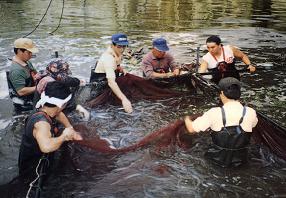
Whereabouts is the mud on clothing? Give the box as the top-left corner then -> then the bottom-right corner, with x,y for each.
18,111 -> 56,174
192,101 -> 258,167
141,51 -> 177,78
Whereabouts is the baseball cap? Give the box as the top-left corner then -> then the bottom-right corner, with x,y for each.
218,77 -> 241,99
14,38 -> 39,53
111,33 -> 129,46
152,38 -> 169,52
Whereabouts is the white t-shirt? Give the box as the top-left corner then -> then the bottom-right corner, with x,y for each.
202,45 -> 234,69
192,101 -> 258,132
95,46 -> 122,79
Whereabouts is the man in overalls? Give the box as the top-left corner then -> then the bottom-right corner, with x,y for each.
184,77 -> 258,167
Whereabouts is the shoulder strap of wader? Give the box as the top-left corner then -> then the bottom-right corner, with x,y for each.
221,107 -> 226,127
238,106 -> 247,125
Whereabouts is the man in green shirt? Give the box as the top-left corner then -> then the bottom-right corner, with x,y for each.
7,38 -> 39,111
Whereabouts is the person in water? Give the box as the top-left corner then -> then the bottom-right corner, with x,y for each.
184,77 -> 258,167
199,35 -> 256,84
34,59 -> 89,120
7,38 -> 40,111
91,33 -> 132,113
141,37 -> 180,78
18,81 -> 82,176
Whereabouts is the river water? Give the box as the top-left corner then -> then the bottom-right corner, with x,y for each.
0,0 -> 286,197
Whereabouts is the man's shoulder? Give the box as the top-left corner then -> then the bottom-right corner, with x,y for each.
202,52 -> 211,60
9,63 -> 25,76
164,52 -> 174,58
245,106 -> 257,115
143,51 -> 153,59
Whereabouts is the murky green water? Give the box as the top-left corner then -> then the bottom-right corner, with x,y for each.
0,0 -> 286,197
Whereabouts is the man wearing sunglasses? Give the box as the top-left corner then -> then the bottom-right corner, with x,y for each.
93,33 -> 132,113
141,38 -> 180,79
7,38 -> 39,111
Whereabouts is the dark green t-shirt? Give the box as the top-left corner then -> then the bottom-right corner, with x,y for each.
9,61 -> 36,91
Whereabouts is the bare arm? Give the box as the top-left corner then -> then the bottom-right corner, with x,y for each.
231,46 -> 256,72
17,86 -> 36,96
56,112 -> 73,128
107,78 -> 133,113
150,71 -> 174,78
198,60 -> 208,73
184,116 -> 196,134
33,121 -> 69,153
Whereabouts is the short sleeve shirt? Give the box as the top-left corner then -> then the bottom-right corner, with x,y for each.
141,51 -> 177,78
9,61 -> 36,91
95,47 -> 121,79
192,101 -> 258,132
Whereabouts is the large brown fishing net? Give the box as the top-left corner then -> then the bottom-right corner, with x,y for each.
252,112 -> 286,160
81,72 -> 286,161
86,73 -> 185,107
73,111 -> 286,161
74,115 -> 200,154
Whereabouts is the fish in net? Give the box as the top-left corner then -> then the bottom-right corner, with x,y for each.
74,114 -> 201,154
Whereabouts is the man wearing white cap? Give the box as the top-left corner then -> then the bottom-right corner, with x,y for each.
141,38 -> 180,78
7,38 -> 39,110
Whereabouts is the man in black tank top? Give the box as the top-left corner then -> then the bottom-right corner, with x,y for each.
184,77 -> 258,167
18,82 -> 82,185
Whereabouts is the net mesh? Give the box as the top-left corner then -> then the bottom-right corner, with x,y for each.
86,73 -> 184,107
80,73 -> 286,160
74,115 -> 201,154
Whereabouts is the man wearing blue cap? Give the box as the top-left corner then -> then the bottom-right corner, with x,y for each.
92,33 -> 132,113
141,38 -> 180,78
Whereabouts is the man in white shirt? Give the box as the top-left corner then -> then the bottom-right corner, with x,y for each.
184,77 -> 258,167
93,33 -> 132,113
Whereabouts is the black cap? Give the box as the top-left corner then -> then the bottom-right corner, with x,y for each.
218,77 -> 241,99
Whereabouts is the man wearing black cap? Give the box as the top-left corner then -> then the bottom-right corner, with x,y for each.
184,77 -> 258,167
141,38 -> 180,78
92,33 -> 132,113
199,35 -> 256,84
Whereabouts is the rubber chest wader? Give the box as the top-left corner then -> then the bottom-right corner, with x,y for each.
208,46 -> 240,84
205,106 -> 252,167
89,61 -> 121,98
